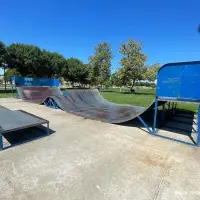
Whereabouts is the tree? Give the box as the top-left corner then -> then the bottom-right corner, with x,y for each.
0,41 -> 6,66
6,43 -> 67,78
80,64 -> 91,85
4,68 -> 21,83
40,50 -> 68,78
111,68 -> 132,92
111,69 -> 125,87
144,63 -> 160,82
6,43 -> 42,76
0,41 -> 8,90
110,72 -> 118,86
119,38 -> 147,90
89,41 -> 113,88
65,58 -> 89,86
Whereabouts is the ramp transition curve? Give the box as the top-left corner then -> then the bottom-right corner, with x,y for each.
17,87 -> 156,124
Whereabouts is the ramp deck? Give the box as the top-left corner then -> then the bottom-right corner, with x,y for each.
0,106 -> 49,150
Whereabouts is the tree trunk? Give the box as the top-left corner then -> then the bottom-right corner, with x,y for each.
120,87 -> 122,92
4,67 -> 7,92
131,79 -> 136,90
130,79 -> 135,93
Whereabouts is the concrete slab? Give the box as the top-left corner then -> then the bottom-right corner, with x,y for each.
0,99 -> 200,200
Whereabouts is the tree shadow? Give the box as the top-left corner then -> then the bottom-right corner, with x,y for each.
132,92 -> 155,96
0,89 -> 13,94
102,90 -> 155,96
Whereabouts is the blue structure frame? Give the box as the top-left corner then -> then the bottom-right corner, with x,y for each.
151,61 -> 200,146
44,98 -> 59,109
11,76 -> 60,87
11,76 -> 60,98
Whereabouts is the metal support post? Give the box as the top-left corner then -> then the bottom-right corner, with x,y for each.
153,99 -> 158,133
171,102 -> 174,113
47,122 -> 50,135
174,102 -> 177,113
0,134 -> 3,150
137,116 -> 153,134
168,102 -> 171,111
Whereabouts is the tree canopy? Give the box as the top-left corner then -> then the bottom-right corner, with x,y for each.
66,58 -> 90,85
4,68 -> 21,83
0,38 -> 160,89
0,41 -> 6,66
144,63 -> 160,82
89,41 -> 113,87
119,38 -> 147,89
6,43 -> 67,78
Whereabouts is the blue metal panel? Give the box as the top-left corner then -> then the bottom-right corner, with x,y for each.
11,76 -> 60,87
157,66 -> 181,98
180,65 -> 200,100
157,61 -> 200,102
197,105 -> 200,146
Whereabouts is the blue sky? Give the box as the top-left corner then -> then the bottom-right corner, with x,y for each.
1,0 -> 200,74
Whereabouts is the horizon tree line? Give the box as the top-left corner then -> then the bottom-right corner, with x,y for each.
0,39 -> 160,90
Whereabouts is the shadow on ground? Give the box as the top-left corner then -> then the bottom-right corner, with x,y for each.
3,126 -> 55,150
119,109 -> 197,144
102,90 -> 155,96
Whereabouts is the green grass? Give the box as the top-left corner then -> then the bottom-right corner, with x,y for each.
101,88 -> 198,112
0,90 -> 14,98
0,93 -> 13,98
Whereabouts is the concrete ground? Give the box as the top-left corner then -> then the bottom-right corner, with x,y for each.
0,98 -> 200,200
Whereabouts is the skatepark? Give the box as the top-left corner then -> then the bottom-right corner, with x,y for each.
1,61 -> 200,200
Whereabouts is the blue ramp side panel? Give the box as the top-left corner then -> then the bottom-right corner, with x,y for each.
197,105 -> 200,146
11,76 -> 60,87
157,61 -> 200,102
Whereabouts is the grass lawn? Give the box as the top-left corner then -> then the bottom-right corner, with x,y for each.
101,88 -> 198,112
0,90 -> 14,98
0,93 -> 13,98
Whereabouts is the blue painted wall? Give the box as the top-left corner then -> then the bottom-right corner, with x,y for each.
157,61 -> 200,101
11,76 -> 59,87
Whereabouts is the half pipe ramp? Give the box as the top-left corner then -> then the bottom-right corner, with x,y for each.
17,87 -> 156,124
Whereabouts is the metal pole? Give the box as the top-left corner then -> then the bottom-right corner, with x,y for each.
168,102 -> 171,111
137,116 -> 153,134
4,67 -> 7,92
11,79 -> 14,98
153,99 -> 158,133
47,122 -> 50,135
171,102 -> 174,113
0,134 -> 3,150
174,102 -> 177,112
